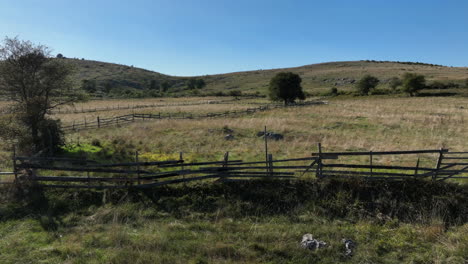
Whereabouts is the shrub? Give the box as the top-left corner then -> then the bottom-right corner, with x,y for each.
402,73 -> 426,96
356,75 -> 380,95
388,77 -> 402,91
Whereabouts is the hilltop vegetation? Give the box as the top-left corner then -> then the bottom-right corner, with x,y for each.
65,58 -> 468,98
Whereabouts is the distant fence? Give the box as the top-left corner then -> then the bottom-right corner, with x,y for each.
53,98 -> 240,115
4,146 -> 467,189
61,100 -> 327,132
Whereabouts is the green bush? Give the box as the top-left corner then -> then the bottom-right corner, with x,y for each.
356,75 -> 380,95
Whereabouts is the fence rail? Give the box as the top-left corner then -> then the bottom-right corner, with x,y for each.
61,100 -> 327,132
52,98 -> 242,114
4,146 -> 467,189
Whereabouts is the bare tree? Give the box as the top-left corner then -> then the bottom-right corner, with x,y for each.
0,37 -> 84,153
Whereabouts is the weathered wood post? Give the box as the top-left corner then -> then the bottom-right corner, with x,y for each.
414,158 -> 420,177
268,154 -> 273,177
12,145 -> 17,182
180,152 -> 185,185
136,151 -> 140,185
433,148 -> 444,181
84,117 -> 87,129
370,151 -> 373,178
264,126 -> 268,174
223,151 -> 229,180
97,116 -> 100,128
316,143 -> 323,179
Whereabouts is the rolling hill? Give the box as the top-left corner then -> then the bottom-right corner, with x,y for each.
66,59 -> 468,97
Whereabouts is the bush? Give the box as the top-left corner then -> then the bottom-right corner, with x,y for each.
388,77 -> 402,91
402,73 -> 426,96
228,90 -> 242,97
356,75 -> 380,95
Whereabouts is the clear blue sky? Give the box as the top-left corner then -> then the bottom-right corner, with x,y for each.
1,0 -> 467,76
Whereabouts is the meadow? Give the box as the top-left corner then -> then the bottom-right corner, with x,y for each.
1,95 -> 468,263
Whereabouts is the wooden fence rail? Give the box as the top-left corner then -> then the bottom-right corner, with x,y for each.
4,146 -> 467,189
51,98 -> 241,115
61,100 -> 328,132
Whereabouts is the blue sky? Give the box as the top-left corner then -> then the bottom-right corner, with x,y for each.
1,0 -> 467,76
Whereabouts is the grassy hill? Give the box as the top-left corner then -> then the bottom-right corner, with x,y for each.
66,59 -> 468,97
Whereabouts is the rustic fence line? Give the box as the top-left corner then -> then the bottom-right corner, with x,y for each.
61,100 -> 327,132
52,98 -> 241,115
5,146 -> 467,189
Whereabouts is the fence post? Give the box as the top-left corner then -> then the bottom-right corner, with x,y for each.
268,154 -> 273,177
370,151 -> 373,177
12,145 -> 17,182
433,148 -> 444,181
97,116 -> 100,128
72,121 -> 75,130
136,151 -> 140,185
414,158 -> 420,177
180,152 -> 185,185
223,151 -> 229,180
316,143 -> 323,179
84,117 -> 87,128
264,126 -> 268,174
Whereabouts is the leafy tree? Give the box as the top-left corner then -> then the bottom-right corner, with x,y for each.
402,73 -> 426,96
268,72 -> 305,105
388,77 -> 402,91
56,53 -> 64,58
356,75 -> 379,95
0,37 -> 83,154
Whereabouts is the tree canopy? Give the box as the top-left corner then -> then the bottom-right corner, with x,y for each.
356,75 -> 380,95
0,37 -> 83,154
402,73 -> 426,96
268,72 -> 305,105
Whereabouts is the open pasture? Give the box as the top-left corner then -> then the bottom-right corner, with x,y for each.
68,96 -> 468,164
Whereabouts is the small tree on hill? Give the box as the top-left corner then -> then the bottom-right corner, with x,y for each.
268,72 -> 305,105
356,75 -> 379,95
187,79 -> 197,90
402,73 -> 426,96
388,77 -> 402,91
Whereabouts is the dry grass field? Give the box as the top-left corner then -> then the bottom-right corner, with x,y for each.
66,96 -> 468,165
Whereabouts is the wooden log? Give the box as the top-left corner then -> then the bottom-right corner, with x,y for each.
158,160 -> 242,168
16,156 -> 97,163
321,170 -> 417,177
322,164 -> 435,171
312,149 -> 448,156
33,176 -> 138,182
16,164 -> 152,174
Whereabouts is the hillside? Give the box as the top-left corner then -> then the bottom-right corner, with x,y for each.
66,59 -> 468,97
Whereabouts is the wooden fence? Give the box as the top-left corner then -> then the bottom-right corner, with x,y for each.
6,146 -> 468,189
61,100 -> 327,132
53,98 -> 240,115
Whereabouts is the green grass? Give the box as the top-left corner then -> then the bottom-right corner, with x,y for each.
0,179 -> 467,263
